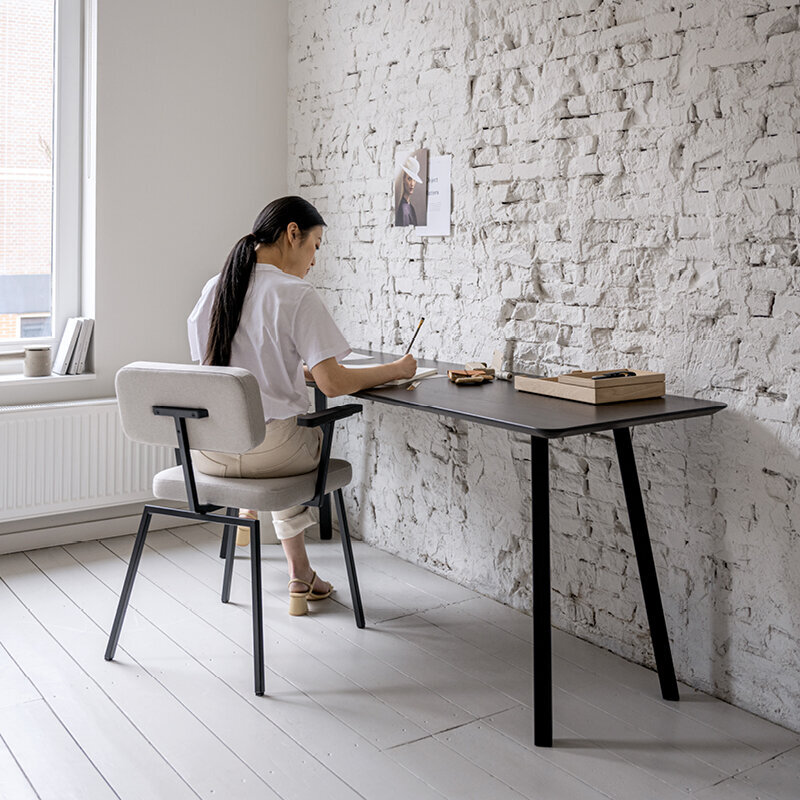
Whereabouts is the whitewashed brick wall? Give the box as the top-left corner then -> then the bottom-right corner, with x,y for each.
288,0 -> 800,730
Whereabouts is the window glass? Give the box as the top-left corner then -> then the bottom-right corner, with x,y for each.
0,1 -> 55,343
19,314 -> 51,338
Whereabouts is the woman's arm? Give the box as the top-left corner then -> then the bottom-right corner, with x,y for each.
310,354 -> 417,398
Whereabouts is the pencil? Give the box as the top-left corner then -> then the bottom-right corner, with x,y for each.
405,317 -> 425,354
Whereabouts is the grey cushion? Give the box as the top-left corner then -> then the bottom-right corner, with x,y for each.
116,361 -> 266,453
153,459 -> 353,510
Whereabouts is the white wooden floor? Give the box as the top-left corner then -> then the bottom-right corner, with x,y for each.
0,524 -> 798,800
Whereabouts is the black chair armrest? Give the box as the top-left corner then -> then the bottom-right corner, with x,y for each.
297,403 -> 362,427
299,404 -> 362,508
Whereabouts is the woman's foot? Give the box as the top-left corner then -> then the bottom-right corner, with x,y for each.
282,533 -> 332,615
287,570 -> 333,616
288,570 -> 332,598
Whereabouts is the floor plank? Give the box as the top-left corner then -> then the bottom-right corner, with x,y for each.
0,698 -> 117,800
435,719 -> 614,800
0,733 -> 39,800
730,747 -> 800,800
0,641 -> 41,711
486,706 -> 691,800
389,735 -> 529,799
691,775 -> 784,800
551,684 -> 726,792
378,613 -> 533,706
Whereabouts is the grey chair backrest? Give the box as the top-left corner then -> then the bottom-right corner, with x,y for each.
115,361 -> 266,453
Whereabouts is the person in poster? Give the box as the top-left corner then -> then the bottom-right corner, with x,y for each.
394,150 -> 428,226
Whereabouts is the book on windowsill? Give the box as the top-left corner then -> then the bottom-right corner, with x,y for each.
67,317 -> 94,374
52,317 -> 83,375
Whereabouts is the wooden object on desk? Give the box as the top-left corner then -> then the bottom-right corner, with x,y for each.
515,369 -> 665,404
448,368 -> 495,385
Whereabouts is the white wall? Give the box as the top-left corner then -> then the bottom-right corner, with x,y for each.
288,0 -> 800,730
2,0 -> 288,406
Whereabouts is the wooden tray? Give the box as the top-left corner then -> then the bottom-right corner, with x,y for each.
514,370 -> 665,404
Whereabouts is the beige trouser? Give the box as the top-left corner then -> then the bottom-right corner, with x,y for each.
193,416 -> 323,540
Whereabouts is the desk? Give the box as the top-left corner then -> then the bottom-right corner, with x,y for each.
316,350 -> 725,747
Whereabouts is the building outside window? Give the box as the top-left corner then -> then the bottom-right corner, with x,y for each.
0,0 -> 83,352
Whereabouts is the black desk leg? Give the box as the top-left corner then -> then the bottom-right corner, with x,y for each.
314,387 -> 333,540
613,427 -> 680,702
531,436 -> 552,747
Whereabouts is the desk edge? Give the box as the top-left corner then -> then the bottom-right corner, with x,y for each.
352,392 -> 726,439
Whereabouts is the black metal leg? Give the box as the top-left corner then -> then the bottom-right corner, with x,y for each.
320,494 -> 333,540
221,507 -> 238,603
314,387 -> 333,540
219,506 -> 239,558
249,518 -> 265,696
333,488 -> 365,629
531,436 -> 552,747
613,427 -> 679,702
105,508 -> 153,660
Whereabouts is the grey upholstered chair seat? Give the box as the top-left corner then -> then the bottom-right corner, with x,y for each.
153,459 -> 353,510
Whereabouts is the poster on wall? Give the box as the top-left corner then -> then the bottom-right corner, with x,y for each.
394,148 -> 428,227
416,154 -> 451,237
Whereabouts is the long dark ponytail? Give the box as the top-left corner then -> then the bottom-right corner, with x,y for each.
204,196 -> 326,366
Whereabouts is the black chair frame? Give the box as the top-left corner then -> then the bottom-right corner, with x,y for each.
105,402 -> 365,696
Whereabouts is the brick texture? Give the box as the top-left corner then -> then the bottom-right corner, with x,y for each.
289,0 -> 800,730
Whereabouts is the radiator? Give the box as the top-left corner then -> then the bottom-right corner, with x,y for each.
0,399 -> 173,523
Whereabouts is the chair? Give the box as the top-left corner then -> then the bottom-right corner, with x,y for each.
104,361 -> 365,695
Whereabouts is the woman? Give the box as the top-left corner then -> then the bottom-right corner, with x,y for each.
188,196 -> 416,615
394,154 -> 423,227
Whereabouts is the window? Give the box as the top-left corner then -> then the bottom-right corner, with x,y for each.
19,313 -> 51,338
0,0 -> 83,353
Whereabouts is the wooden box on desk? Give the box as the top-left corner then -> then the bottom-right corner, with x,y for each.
514,370 -> 666,404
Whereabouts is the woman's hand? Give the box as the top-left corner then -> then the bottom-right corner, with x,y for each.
393,353 -> 417,380
311,354 -> 419,398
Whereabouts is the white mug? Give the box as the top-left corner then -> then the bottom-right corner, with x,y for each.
24,345 -> 52,377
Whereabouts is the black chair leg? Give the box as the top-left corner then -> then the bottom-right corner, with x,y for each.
221,507 -> 238,603
249,518 -> 265,695
105,508 -> 153,660
333,488 -> 365,629
219,506 -> 239,558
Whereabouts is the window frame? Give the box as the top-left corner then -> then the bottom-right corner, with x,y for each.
0,0 -> 84,356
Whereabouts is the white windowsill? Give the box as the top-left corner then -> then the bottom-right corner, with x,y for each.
0,371 -> 96,385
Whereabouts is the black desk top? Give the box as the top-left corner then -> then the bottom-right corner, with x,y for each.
349,350 -> 726,439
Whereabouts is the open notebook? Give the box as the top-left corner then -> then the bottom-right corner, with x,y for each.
378,367 -> 437,387
341,361 -> 437,387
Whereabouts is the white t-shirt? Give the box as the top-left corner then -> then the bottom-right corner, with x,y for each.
187,263 -> 351,421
